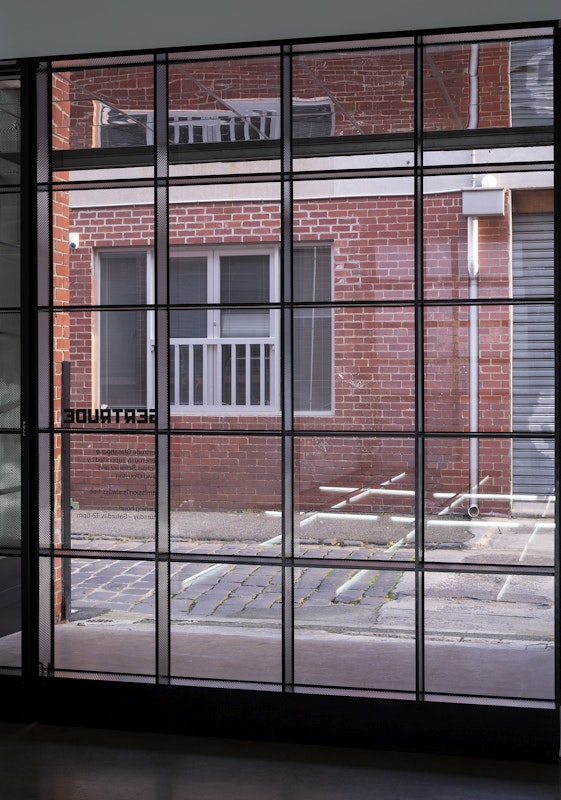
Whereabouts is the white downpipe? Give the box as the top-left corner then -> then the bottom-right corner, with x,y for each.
468,44 -> 480,130
467,216 -> 480,516
467,43 -> 480,517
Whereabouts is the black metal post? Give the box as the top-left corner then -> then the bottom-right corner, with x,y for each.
61,360 -> 71,621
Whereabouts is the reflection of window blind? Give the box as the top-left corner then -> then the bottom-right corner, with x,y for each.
293,246 -> 332,411
98,252 -> 147,406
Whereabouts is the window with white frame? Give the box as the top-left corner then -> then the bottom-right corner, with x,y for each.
94,99 -> 335,147
97,245 -> 332,413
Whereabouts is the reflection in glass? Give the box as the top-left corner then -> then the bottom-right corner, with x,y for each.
60,194 -> 153,308
168,55 -> 280,147
423,39 -> 553,132
0,78 -> 20,184
295,306 -> 414,430
293,47 -> 414,136
53,310 -> 155,426
294,567 -> 415,691
171,563 -> 282,684
424,184 -> 511,301
294,437 -> 415,559
52,66 -> 154,151
65,435 -> 156,550
424,179 -> 553,302
425,304 -> 554,434
425,437 -> 554,567
0,556 -> 21,672
99,308 -> 148,408
0,193 -> 20,306
0,313 -> 20,428
170,435 -> 282,555
425,572 -> 554,699
0,435 -> 20,547
294,181 -> 414,302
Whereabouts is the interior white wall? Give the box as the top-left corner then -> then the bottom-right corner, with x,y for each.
2,0 -> 559,59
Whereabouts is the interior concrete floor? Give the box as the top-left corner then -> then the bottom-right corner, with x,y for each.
0,721 -> 559,800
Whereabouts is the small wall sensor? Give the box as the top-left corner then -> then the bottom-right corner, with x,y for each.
69,232 -> 80,249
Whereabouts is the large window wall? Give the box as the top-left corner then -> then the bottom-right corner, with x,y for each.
0,22 -> 558,757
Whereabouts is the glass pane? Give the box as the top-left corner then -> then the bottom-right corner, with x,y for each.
425,303 -> 554,434
295,306 -> 414,430
293,308 -> 332,413
168,54 -> 280,176
423,38 -> 553,132
220,309 -> 269,337
425,573 -> 554,700
293,245 -> 331,302
97,250 -> 149,409
220,254 -> 269,304
510,39 -> 553,126
171,256 -> 207,298
169,55 -> 280,142
99,310 -> 148,407
49,432 -> 155,551
166,195 -> 280,424
293,46 -> 414,138
169,321 -> 280,425
0,556 -> 20,672
52,65 -> 154,152
53,311 -> 154,427
52,557 -> 156,677
0,313 -> 20,428
425,437 -> 554,567
55,189 -> 153,307
424,176 -> 553,301
0,193 -> 20,306
0,78 -> 20,184
294,179 -> 414,302
170,434 -> 282,556
0,434 -> 20,547
171,563 -> 282,684
294,567 -> 415,691
295,436 -> 415,560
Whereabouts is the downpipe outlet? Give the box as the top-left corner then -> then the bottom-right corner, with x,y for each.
467,504 -> 480,518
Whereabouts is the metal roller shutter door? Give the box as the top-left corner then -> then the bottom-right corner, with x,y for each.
512,213 -> 554,494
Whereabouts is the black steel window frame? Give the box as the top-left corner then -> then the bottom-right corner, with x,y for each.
0,20 -> 558,760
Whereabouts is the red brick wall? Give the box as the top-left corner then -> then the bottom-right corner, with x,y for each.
56,41 -> 513,151
64,192 -> 512,516
55,40 -> 517,518
52,74 -> 71,621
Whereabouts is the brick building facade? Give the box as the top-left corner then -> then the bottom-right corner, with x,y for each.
49,39 -> 550,523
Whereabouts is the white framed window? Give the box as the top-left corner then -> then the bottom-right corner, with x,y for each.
96,244 -> 332,413
93,98 -> 335,147
168,246 -> 279,412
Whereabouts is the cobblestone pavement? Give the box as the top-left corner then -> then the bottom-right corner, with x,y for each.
67,508 -> 555,642
69,539 -> 404,629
